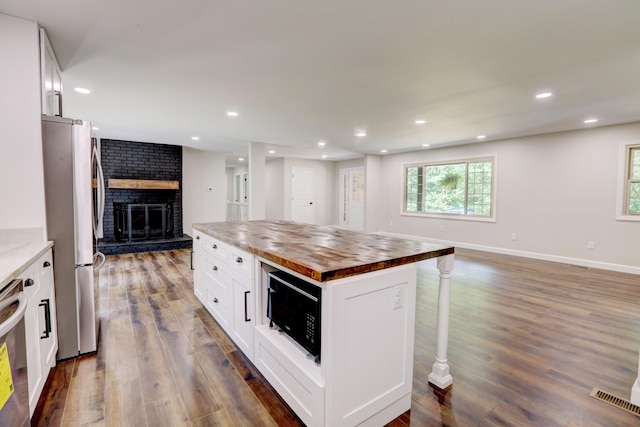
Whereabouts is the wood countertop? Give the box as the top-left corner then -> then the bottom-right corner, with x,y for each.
193,220 -> 454,281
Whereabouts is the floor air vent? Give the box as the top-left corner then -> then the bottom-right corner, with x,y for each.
590,388 -> 640,416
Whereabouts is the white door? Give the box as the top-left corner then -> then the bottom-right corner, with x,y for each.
339,167 -> 364,231
291,167 -> 314,224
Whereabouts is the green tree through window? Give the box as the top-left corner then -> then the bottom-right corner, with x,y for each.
404,158 -> 494,217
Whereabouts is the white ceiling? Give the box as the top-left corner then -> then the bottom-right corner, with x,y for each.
4,1 -> 640,167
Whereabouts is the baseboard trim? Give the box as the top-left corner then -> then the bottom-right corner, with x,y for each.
377,232 -> 640,276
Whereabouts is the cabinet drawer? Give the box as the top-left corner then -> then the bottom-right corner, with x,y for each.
228,246 -> 254,279
193,230 -> 229,261
208,281 -> 232,329
206,257 -> 229,286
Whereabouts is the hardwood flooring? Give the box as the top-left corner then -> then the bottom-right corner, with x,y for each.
31,248 -> 640,426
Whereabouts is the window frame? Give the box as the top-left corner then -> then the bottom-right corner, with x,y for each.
401,155 -> 497,222
616,140 -> 640,221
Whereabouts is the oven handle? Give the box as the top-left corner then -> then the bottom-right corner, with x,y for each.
0,292 -> 28,337
244,290 -> 251,322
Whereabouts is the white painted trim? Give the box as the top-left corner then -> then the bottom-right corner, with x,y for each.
376,231 -> 640,276
616,140 -> 640,221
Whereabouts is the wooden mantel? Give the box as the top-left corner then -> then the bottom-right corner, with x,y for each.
108,179 -> 179,190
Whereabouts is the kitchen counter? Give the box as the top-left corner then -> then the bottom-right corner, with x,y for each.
193,220 -> 454,281
0,228 -> 53,289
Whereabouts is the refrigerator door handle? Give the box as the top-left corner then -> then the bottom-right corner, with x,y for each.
92,144 -> 105,239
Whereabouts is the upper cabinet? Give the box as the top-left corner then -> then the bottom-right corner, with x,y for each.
39,28 -> 62,116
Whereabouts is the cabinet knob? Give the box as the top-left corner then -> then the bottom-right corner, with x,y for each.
212,244 -> 217,249
213,298 -> 219,303
213,265 -> 218,271
236,257 -> 243,264
43,261 -> 51,268
196,235 -> 200,240
25,278 -> 35,287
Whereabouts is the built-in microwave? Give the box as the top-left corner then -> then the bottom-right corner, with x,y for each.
267,270 -> 321,362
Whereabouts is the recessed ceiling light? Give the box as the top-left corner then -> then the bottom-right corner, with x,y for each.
355,130 -> 367,137
227,111 -> 238,117
92,127 -> 99,131
318,141 -> 326,147
535,92 -> 553,99
422,143 -> 430,147
415,119 -> 426,125
268,150 -> 276,154
238,157 -> 244,161
321,154 -> 328,159
584,118 -> 598,124
380,149 -> 387,153
191,136 -> 200,140
477,135 -> 486,139
74,87 -> 91,94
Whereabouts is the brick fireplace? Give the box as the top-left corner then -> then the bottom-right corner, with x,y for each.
98,139 -> 192,254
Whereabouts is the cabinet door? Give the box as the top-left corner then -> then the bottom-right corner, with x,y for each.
232,274 -> 254,358
40,29 -> 62,116
38,251 -> 58,371
20,262 -> 42,416
193,251 -> 206,305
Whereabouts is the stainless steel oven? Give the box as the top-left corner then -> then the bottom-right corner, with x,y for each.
0,279 -> 29,426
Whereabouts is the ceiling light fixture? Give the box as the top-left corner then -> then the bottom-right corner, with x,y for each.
92,127 -> 99,131
318,141 -> 326,147
191,136 -> 200,140
415,119 -> 426,125
268,150 -> 276,154
227,111 -> 238,117
422,144 -> 430,147
238,157 -> 244,161
477,135 -> 486,139
74,87 -> 91,94
321,154 -> 328,159
584,118 -> 598,124
535,92 -> 553,99
380,149 -> 388,153
356,131 -> 367,137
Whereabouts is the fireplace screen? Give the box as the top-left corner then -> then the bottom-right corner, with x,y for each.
114,203 -> 173,241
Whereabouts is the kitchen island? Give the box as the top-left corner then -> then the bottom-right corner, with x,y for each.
192,220 -> 455,427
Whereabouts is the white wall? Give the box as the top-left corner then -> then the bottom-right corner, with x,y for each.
381,122 -> 640,271
0,15 -> 47,236
182,147 -> 227,232
364,155 -> 386,232
266,158 -> 285,220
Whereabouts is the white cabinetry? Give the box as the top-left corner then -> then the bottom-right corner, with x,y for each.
20,248 -> 58,416
193,229 -> 254,358
39,28 -> 62,116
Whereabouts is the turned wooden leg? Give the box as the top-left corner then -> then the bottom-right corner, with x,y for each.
428,253 -> 454,389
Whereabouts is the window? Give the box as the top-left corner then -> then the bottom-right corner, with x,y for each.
404,157 -> 494,218
624,144 -> 640,215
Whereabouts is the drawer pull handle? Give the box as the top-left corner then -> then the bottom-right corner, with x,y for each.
244,290 -> 251,322
43,261 -> 51,268
212,244 -> 217,249
213,298 -> 219,303
213,265 -> 218,271
39,299 -> 52,339
25,278 -> 35,287
236,257 -> 243,264
190,251 -> 194,270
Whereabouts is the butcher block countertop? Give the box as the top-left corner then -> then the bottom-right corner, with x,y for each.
193,220 -> 454,281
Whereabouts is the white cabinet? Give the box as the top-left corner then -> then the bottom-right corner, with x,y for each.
193,229 -> 255,358
19,249 -> 58,416
40,28 -> 63,116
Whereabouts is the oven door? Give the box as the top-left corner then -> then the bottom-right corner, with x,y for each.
0,279 -> 29,427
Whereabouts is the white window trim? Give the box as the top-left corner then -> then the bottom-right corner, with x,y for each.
616,140 -> 640,222
400,154 -> 498,222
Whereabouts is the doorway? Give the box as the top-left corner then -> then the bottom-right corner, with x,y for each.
291,167 -> 314,224
339,167 -> 364,231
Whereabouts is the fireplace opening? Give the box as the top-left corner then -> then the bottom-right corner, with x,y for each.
114,202 -> 174,242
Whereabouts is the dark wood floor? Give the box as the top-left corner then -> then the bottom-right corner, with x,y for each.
32,248 -> 640,426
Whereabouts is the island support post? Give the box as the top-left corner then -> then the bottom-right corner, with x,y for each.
428,253 -> 454,389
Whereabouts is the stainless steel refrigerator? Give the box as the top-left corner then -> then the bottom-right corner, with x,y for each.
42,115 -> 103,360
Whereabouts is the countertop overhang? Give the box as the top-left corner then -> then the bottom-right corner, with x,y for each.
193,220 -> 454,281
